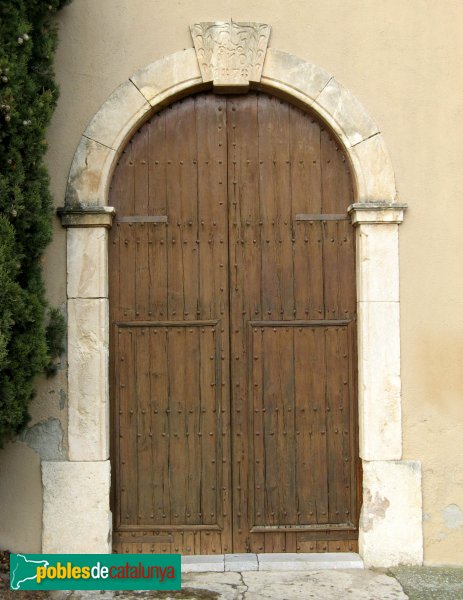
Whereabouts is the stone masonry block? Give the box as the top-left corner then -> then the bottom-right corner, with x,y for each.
357,301 -> 402,460
67,227 -> 108,299
68,299 -> 109,461
42,460 -> 111,553
356,223 -> 400,303
360,460 -> 423,567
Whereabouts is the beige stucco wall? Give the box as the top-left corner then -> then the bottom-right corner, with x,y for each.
0,0 -> 462,565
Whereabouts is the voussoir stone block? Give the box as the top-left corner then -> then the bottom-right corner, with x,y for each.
66,136 -> 115,207
42,460 -> 111,553
357,301 -> 402,460
130,49 -> 202,106
359,460 -> 423,567
261,48 -> 332,105
315,77 -> 379,147
84,79 -> 150,151
350,134 -> 397,202
68,298 -> 109,461
67,227 -> 108,299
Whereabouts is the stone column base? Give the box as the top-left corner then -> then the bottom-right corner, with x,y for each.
42,460 -> 111,553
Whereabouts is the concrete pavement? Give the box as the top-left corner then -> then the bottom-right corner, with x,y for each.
51,569 -> 408,599
32,555 -> 463,599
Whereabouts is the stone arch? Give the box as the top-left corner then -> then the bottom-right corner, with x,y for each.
49,28 -> 423,568
64,48 -> 396,209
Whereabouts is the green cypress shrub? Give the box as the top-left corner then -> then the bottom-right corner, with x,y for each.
0,0 -> 71,444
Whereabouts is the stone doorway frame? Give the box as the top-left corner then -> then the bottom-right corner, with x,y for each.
46,23 -> 423,567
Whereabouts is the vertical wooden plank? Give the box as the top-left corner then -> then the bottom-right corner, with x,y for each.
165,103 -> 186,320
196,95 -> 231,553
110,142 -> 135,216
114,142 -> 136,319
265,533 -> 286,553
251,327 -> 264,526
147,113 -> 168,320
294,327 -> 316,525
135,223 -> 150,320
200,531 -> 222,554
118,328 -> 138,526
297,539 -> 317,552
350,321 -> 361,532
259,327 -> 296,528
262,327 -> 278,527
182,531 -> 197,555
108,225 -> 120,520
289,108 -> 322,215
230,94 -> 262,322
290,106 -> 323,321
337,219 -> 356,319
133,126 -> 149,214
199,326 -> 219,529
316,540 -> 329,552
227,94 -> 260,554
179,105 -> 200,323
322,220 -> 339,320
196,94 -> 228,319
320,129 -> 352,319
150,327 -> 170,525
325,326 -> 344,525
328,540 -> 347,552
149,221 -> 168,320
118,224 -> 136,321
112,326 -> 122,530
313,327 -> 329,524
148,112 -> 168,217
249,326 -> 265,553
258,95 -> 293,320
340,326 -> 354,524
108,227 -> 121,320
285,533 -> 297,553
184,326 -> 201,527
276,327 -> 296,525
132,125 -> 149,321
167,327 -> 187,526
320,129 -> 352,214
136,327 -> 152,523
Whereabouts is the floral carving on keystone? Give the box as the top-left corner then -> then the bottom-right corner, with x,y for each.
190,21 -> 271,89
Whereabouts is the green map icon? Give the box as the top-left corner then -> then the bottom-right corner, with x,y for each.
10,554 -> 49,590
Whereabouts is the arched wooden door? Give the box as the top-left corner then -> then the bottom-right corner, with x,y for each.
109,92 -> 360,555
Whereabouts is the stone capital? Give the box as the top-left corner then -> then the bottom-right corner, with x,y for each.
190,21 -> 271,91
348,202 -> 407,225
58,206 -> 116,228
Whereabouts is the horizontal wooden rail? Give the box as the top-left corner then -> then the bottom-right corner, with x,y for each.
295,214 -> 349,221
115,215 -> 168,223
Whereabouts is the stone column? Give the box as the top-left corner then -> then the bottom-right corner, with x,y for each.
350,202 -> 423,567
42,206 -> 115,554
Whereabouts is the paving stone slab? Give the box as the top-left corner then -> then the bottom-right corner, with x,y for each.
257,552 -> 364,571
182,555 -> 225,573
242,569 -> 407,600
225,554 -> 258,572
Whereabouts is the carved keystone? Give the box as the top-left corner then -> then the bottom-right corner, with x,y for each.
190,21 -> 271,91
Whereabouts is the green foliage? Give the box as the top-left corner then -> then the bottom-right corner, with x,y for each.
0,0 -> 71,444
45,307 -> 66,377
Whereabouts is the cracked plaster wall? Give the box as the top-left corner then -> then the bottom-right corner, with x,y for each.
0,0 -> 462,563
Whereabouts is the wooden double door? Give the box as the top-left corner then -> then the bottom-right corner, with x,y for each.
109,92 -> 360,554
